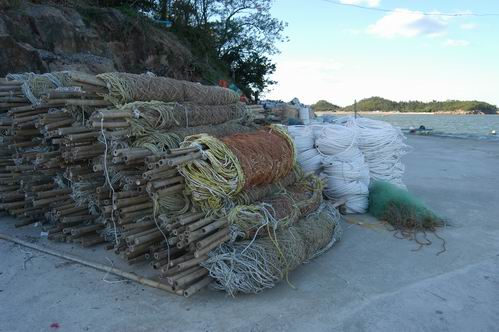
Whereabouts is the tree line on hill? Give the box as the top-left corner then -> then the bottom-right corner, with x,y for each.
311,97 -> 497,114
81,0 -> 286,101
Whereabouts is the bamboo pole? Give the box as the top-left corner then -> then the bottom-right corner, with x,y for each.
68,72 -> 108,88
183,276 -> 211,297
177,212 -> 205,226
175,267 -> 208,289
195,227 -> 229,250
0,234 -> 178,293
194,234 -> 229,258
166,266 -> 199,285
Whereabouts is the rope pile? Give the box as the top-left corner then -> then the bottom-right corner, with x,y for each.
340,117 -> 410,188
0,70 -> 256,297
288,118 -> 409,214
179,126 -> 295,211
228,173 -> 323,239
121,101 -> 248,135
97,72 -> 240,106
287,125 -> 322,174
202,203 -> 342,296
316,125 -> 370,213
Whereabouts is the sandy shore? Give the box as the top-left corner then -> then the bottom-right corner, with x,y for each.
1,135 -> 498,331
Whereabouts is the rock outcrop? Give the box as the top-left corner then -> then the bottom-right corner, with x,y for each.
0,1 -> 198,80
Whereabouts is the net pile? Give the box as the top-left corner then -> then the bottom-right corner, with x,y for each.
0,70 -> 255,297
6,72 -> 73,105
369,181 -> 446,254
232,169 -> 299,206
97,72 -> 240,106
1,69 -> 344,297
99,101 -> 249,135
228,173 -> 324,239
179,126 -> 295,211
130,122 -> 255,154
202,203 -> 342,296
176,129 -> 343,296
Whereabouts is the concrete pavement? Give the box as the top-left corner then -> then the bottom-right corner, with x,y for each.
0,135 -> 498,331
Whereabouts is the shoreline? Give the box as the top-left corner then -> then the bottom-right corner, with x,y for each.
316,111 -> 498,116
405,132 -> 499,142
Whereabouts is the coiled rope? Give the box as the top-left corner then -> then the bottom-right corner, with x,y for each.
179,126 -> 295,211
227,173 -> 324,240
202,203 -> 342,296
339,116 -> 411,188
315,125 -> 370,213
97,72 -> 240,106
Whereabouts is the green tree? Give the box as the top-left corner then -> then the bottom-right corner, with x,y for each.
228,52 -> 275,101
211,0 -> 287,100
93,0 -> 287,99
311,100 -> 340,112
342,97 -> 497,114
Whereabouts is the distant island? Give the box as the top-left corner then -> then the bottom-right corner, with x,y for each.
311,97 -> 498,114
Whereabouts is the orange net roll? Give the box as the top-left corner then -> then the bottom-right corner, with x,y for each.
221,127 -> 295,190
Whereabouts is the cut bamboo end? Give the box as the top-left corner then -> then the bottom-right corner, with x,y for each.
183,276 -> 211,297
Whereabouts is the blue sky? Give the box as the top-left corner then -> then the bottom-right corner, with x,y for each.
266,0 -> 499,106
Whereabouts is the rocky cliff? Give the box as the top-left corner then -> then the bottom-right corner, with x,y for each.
0,1 -> 203,80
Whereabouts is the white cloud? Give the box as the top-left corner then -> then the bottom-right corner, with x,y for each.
367,9 -> 447,38
443,39 -> 470,47
340,0 -> 380,7
266,55 -> 499,107
461,23 -> 477,30
265,58 -> 344,103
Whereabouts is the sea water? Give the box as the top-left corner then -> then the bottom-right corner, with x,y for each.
361,114 -> 499,141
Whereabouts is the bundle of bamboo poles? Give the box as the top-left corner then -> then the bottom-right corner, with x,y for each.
0,76 -> 110,247
0,72 -> 216,296
2,70 -> 332,297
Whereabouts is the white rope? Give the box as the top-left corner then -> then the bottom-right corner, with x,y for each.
339,116 -> 410,188
288,124 -> 370,213
202,203 -> 342,296
99,116 -> 119,245
316,125 -> 369,213
287,125 -> 321,174
288,118 -> 409,212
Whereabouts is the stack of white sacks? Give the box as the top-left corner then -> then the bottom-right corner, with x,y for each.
287,116 -> 409,214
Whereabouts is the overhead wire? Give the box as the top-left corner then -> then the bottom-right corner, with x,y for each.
320,0 -> 499,17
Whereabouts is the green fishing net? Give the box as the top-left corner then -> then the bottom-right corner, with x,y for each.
369,181 -> 446,253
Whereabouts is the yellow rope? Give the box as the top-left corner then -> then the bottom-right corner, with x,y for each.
178,134 -> 245,211
96,73 -> 133,105
269,124 -> 297,165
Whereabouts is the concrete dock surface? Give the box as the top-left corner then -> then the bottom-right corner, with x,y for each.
1,135 -> 498,331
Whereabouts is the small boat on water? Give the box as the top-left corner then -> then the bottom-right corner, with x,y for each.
403,125 -> 433,136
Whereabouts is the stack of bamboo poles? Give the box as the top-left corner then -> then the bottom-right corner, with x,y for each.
0,74 -> 111,247
2,70 -> 330,297
95,143 -> 226,293
0,73 -> 219,295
